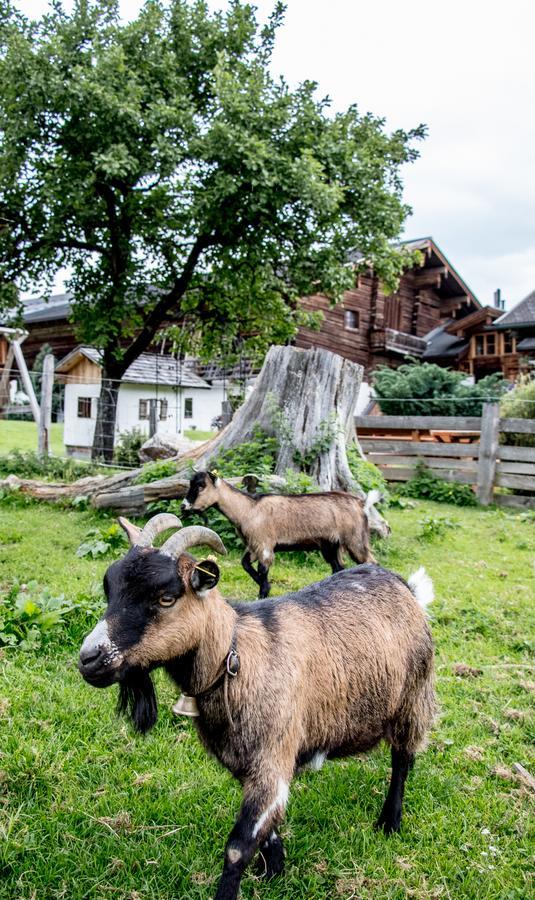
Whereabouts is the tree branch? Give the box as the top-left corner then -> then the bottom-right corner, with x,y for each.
117,234 -> 215,372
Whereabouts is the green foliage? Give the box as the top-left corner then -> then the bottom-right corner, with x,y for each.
292,415 -> 338,470
113,428 -> 145,467
76,523 -> 127,559
500,376 -> 535,446
134,459 -> 177,484
275,469 -> 319,494
347,446 -> 389,498
0,0 -> 423,382
0,449 -> 101,481
374,361 -> 507,416
417,514 -> 459,541
396,463 -> 478,507
211,427 -> 278,478
0,581 -> 74,650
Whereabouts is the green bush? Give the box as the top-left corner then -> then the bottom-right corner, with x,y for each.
0,450 -> 102,482
76,522 -> 127,559
374,361 -> 507,416
347,446 -> 389,499
211,426 -> 278,478
500,376 -> 535,447
417,514 -> 460,541
135,459 -> 177,484
114,428 -> 146,466
396,463 -> 478,507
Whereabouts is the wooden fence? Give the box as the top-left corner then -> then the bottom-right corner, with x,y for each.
356,403 -> 535,509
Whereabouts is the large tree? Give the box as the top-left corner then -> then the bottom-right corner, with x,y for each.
0,0 -> 424,459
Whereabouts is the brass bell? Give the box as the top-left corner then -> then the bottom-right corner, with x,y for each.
172,693 -> 200,717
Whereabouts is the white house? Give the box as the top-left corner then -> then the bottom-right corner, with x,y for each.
55,347 -> 226,459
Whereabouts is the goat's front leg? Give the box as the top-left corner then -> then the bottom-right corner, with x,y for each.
214,776 -> 289,900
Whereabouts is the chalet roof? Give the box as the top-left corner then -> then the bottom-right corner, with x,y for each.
22,293 -> 72,323
401,237 -> 480,312
56,346 -> 211,389
516,337 -> 535,352
493,289 -> 535,329
422,322 -> 469,361
445,306 -> 501,337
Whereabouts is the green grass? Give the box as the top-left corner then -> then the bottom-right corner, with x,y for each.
0,500 -> 534,898
0,419 -> 64,456
184,428 -> 217,442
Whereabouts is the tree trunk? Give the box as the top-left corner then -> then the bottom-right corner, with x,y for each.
185,345 -> 389,536
92,375 -> 120,462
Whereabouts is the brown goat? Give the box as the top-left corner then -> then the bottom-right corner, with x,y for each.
78,515 -> 435,900
182,471 -> 380,597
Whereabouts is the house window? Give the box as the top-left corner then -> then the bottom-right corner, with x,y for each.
344,309 -> 359,330
184,397 -> 193,419
159,399 -> 168,421
77,397 -> 92,418
475,335 -> 485,356
139,399 -> 149,420
504,333 -> 516,354
485,333 -> 496,355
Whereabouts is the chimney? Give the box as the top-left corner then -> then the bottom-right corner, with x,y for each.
493,288 -> 505,310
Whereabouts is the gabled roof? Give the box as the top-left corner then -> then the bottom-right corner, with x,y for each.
445,306 -> 501,337
56,346 -> 211,389
401,237 -> 480,311
493,289 -> 535,329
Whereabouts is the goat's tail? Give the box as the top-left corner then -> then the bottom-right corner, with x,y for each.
363,489 -> 382,519
408,567 -> 435,610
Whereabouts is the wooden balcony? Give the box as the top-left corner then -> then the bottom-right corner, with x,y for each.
370,328 -> 426,357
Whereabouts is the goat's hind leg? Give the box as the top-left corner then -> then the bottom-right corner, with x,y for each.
320,541 -> 345,574
241,551 -> 262,587
376,746 -> 414,835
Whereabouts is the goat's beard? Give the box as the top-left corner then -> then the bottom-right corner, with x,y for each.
117,668 -> 158,734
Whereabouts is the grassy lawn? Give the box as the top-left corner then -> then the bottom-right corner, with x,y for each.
0,419 -> 64,456
0,499 -> 533,898
184,429 -> 218,442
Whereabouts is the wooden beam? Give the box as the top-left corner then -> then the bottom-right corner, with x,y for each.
476,402 -> 500,505
440,295 -> 469,314
412,266 -> 447,288
356,415 -> 482,431
12,339 -> 40,423
38,353 -> 54,457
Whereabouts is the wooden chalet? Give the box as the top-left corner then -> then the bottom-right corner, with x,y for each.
295,237 -> 481,374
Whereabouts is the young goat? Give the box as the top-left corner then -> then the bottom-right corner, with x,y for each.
78,513 -> 436,900
182,471 -> 381,597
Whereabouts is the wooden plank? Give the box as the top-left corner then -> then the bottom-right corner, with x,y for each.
477,403 -> 500,505
497,445 -> 535,462
361,439 -> 479,457
369,454 -> 478,473
495,473 -> 535,491
12,338 -> 40,423
38,353 -> 54,457
494,494 -> 535,509
496,461 -> 535,476
356,415 -> 482,431
500,418 -> 535,435
376,465 -> 476,485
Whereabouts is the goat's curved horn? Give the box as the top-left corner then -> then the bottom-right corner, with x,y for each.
119,513 -> 183,548
159,526 -> 227,558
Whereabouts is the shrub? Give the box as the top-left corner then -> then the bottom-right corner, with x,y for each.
396,463 -> 478,507
417,514 -> 460,541
135,459 -> 177,484
347,446 -> 389,500
76,522 -> 127,558
211,426 -> 278,478
500,376 -> 535,447
373,361 -> 507,416
0,450 -> 101,482
114,428 -> 146,466
0,580 -> 105,651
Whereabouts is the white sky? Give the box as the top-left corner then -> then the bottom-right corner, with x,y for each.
15,0 -> 535,310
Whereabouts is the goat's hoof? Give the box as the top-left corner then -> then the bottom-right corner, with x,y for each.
375,814 -> 401,835
255,847 -> 285,880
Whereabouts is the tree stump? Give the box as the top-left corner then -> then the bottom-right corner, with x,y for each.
187,345 -> 389,536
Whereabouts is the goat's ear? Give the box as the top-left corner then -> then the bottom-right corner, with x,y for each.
190,559 -> 220,595
118,516 -> 142,546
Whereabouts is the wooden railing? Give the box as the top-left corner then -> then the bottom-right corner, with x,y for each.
356,404 -> 535,509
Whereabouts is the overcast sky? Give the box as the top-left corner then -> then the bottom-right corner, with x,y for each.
15,0 -> 535,309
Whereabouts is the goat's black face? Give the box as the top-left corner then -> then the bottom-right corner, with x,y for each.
181,471 -> 219,513
78,547 -> 184,689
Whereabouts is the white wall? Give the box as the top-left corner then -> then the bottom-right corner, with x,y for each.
63,381 -> 226,456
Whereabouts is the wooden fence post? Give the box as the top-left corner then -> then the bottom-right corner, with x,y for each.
38,353 -> 54,457
149,399 -> 158,437
477,402 -> 500,505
